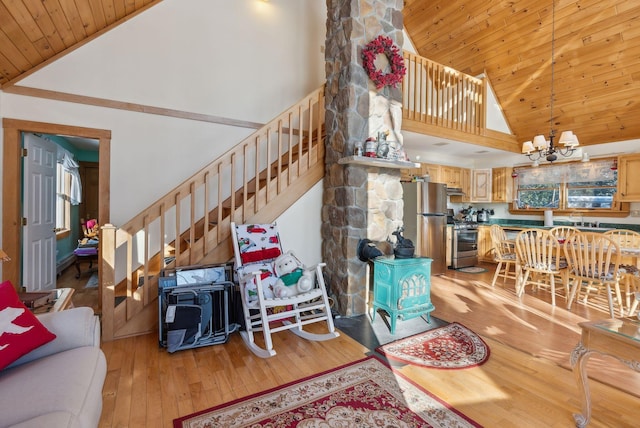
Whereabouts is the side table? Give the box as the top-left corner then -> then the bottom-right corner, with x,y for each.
31,288 -> 75,313
571,318 -> 640,427
372,256 -> 434,334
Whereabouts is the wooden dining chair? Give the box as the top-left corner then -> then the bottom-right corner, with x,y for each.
489,225 -> 517,288
514,229 -> 568,306
603,229 -> 640,314
564,232 -> 623,318
549,226 -> 579,243
548,226 -> 579,295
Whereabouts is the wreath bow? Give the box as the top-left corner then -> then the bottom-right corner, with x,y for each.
362,35 -> 406,89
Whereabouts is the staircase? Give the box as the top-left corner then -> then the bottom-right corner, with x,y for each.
96,50 -> 516,341
100,86 -> 326,341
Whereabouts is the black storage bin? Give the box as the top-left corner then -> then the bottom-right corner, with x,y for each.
158,263 -> 239,352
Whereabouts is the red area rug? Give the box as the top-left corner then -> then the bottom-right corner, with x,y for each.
173,356 -> 481,427
376,322 -> 490,369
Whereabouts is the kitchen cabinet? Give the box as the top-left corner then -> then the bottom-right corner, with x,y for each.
400,165 -> 419,181
401,163 -> 441,182
471,169 -> 492,202
451,168 -> 471,203
617,154 -> 640,201
492,167 -> 513,203
422,163 -> 442,183
460,168 -> 471,201
477,225 -> 494,262
441,166 -> 462,188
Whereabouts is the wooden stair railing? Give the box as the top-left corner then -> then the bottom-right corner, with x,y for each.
100,86 -> 325,341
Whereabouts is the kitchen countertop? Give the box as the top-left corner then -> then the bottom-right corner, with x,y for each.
446,220 -> 640,233
480,220 -> 640,233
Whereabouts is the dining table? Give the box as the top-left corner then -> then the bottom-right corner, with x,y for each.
510,229 -> 640,316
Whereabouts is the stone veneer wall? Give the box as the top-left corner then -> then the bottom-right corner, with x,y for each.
323,0 -> 404,316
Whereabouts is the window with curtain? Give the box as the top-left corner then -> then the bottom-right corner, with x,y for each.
55,164 -> 72,232
514,158 -> 618,211
55,149 -> 82,234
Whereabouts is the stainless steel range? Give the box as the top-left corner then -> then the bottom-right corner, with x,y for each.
451,222 -> 479,269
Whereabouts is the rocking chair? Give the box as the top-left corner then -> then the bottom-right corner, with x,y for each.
231,222 -> 339,358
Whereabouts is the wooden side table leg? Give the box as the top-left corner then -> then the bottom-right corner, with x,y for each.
75,256 -> 81,278
571,342 -> 592,428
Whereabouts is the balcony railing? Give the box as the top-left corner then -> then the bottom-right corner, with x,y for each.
402,51 -> 486,135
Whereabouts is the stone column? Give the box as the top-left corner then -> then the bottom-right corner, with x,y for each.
323,0 -> 404,316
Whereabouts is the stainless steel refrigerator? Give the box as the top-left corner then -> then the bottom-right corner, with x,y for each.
401,181 -> 447,275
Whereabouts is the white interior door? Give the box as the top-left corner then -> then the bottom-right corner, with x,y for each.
22,133 -> 57,292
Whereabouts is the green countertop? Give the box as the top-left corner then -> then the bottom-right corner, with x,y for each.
484,219 -> 640,233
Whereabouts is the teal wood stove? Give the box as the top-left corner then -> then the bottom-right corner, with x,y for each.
372,256 -> 434,334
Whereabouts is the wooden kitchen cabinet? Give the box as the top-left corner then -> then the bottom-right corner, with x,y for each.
423,163 -> 442,183
400,163 -> 441,182
471,169 -> 492,202
450,168 -> 471,203
492,167 -> 513,203
441,166 -> 462,188
477,225 -> 494,262
400,165 -> 420,181
617,154 -> 640,201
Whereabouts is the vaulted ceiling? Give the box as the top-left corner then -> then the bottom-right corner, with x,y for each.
404,0 -> 640,149
1,0 -> 639,150
0,0 -> 160,88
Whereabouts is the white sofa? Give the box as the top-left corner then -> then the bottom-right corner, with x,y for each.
0,307 -> 107,428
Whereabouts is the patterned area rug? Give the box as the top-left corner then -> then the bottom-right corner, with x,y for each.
173,357 -> 481,427
376,322 -> 490,369
456,267 -> 488,274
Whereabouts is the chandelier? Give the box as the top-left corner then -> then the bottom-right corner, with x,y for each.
522,0 -> 579,163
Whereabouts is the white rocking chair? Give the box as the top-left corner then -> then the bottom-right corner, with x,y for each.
231,222 -> 339,358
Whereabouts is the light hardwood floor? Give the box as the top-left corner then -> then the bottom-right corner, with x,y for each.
59,263 -> 640,427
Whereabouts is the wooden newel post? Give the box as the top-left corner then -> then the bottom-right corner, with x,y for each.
100,223 -> 116,341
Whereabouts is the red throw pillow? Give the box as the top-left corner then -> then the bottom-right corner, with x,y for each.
0,281 -> 56,370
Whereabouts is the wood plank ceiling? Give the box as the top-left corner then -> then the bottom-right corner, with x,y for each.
1,0 -> 639,150
403,0 -> 640,148
0,0 -> 160,88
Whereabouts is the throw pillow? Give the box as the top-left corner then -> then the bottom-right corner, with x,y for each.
0,281 -> 56,370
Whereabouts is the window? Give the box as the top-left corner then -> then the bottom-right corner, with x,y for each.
513,158 -> 619,212
56,163 -> 71,233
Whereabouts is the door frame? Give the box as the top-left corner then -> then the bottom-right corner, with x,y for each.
2,118 -> 111,293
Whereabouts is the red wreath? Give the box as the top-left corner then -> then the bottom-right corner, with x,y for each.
362,35 -> 406,89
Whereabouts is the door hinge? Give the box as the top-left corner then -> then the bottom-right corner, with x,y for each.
21,217 -> 27,226
21,148 -> 27,157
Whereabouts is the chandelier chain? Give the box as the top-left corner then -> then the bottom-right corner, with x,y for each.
549,0 -> 556,137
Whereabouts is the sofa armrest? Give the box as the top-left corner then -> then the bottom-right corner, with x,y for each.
7,307 -> 100,369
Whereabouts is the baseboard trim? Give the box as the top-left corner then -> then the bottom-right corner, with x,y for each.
57,254 -> 76,276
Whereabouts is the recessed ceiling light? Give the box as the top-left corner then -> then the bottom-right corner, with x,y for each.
433,142 -> 449,147
475,150 -> 489,154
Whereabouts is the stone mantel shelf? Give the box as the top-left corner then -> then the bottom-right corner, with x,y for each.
338,156 -> 419,169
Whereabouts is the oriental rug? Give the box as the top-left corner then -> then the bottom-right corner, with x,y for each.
376,322 -> 490,370
173,356 -> 482,428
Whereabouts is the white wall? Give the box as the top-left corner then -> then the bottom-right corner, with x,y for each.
277,181 -> 324,265
0,0 -> 327,277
